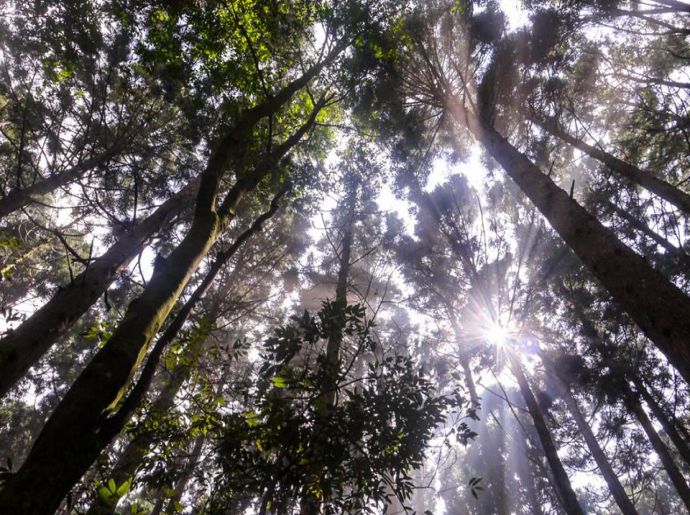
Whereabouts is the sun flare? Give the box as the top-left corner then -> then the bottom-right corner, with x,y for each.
485,323 -> 510,347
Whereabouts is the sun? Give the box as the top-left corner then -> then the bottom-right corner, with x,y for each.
485,323 -> 510,347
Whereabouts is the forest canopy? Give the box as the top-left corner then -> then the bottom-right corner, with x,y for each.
1,0 -> 690,513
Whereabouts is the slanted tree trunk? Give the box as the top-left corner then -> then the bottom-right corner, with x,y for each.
604,200 -> 690,268
86,190 -> 286,514
623,382 -> 690,511
0,144 -> 125,219
547,364 -> 638,514
618,74 -> 690,90
534,116 -> 690,216
0,81 -> 328,513
446,95 -> 690,385
632,377 -> 690,470
0,178 -> 199,398
508,354 -> 585,515
650,0 -> 690,13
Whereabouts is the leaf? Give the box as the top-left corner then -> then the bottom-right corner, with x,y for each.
115,477 -> 132,497
98,486 -> 113,504
107,478 -> 117,493
271,375 -> 288,388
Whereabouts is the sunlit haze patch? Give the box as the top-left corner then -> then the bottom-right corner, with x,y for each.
498,0 -> 530,31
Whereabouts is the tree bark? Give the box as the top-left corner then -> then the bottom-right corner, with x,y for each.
623,383 -> 690,511
509,354 -> 585,515
547,366 -> 638,514
448,96 -> 690,385
0,86 -> 326,514
633,377 -> 690,469
0,179 -> 198,398
0,145 -> 124,219
534,116 -> 690,216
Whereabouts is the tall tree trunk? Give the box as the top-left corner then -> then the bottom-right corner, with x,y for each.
515,432 -> 545,515
508,354 -> 585,515
447,96 -> 690,384
604,200 -> 690,268
0,144 -> 125,219
323,173 -> 359,383
302,173 -> 359,515
633,377 -> 690,469
0,179 -> 199,398
547,365 -> 638,514
534,116 -> 690,216
623,383 -> 690,511
85,190 -> 285,514
0,89 -> 326,514
449,318 -> 511,515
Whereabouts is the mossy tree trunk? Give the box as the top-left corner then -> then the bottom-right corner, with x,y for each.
0,63 -> 331,513
0,179 -> 198,398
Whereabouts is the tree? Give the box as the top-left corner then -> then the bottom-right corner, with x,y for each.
544,352 -> 638,514
0,2 -> 350,509
370,2 -> 690,384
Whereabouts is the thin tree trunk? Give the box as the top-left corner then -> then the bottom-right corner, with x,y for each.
623,383 -> 690,511
86,336 -> 204,515
509,354 -> 585,515
652,0 -> 690,13
0,179 -> 198,398
323,173 -> 359,384
85,190 -> 286,514
619,73 -> 690,90
534,116 -> 690,216
0,88 -> 326,514
547,366 -> 638,514
447,96 -> 690,385
604,200 -> 690,268
151,434 -> 205,515
516,433 -> 545,515
302,174 -> 359,515
450,318 -> 510,515
633,377 -> 690,469
0,145 -> 124,219
460,354 -> 479,406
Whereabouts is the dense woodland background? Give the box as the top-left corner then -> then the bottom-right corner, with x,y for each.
1,0 -> 690,513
